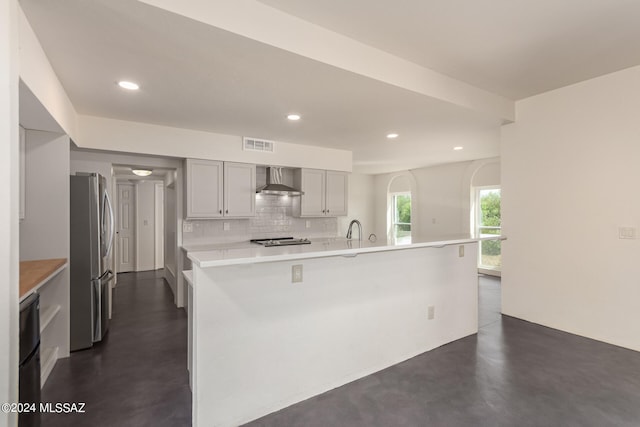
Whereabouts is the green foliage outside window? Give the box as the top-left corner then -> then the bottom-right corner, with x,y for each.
480,191 -> 501,257
394,194 -> 411,237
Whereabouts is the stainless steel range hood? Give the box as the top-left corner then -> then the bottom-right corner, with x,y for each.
256,167 -> 304,196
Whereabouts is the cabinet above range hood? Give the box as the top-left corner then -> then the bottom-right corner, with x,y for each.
256,167 -> 304,196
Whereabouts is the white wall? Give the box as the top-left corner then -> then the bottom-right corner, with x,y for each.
373,161 -> 494,242
69,154 -> 113,197
337,173 -> 375,239
78,115 -> 353,172
501,65 -> 640,351
1,0 -> 20,424
136,181 -> 159,271
471,160 -> 500,187
19,131 -> 70,260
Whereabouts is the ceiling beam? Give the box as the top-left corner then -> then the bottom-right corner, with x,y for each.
137,0 -> 515,123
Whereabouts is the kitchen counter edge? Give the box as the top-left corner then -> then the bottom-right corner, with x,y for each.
186,235 -> 505,268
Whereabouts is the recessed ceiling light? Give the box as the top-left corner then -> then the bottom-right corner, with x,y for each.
287,114 -> 301,121
453,146 -> 464,151
386,133 -> 399,139
118,81 -> 140,90
132,169 -> 152,176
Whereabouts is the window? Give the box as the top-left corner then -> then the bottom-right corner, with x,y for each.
392,192 -> 411,244
476,187 -> 501,270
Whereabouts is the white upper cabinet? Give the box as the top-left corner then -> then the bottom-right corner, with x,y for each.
185,159 -> 255,219
223,162 -> 256,217
294,169 -> 348,217
325,170 -> 349,216
185,159 -> 223,219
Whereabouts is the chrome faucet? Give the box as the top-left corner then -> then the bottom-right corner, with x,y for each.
346,219 -> 362,241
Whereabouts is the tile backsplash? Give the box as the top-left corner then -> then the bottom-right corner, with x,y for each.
182,195 -> 338,246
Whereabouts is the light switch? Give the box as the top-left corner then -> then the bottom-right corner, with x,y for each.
458,245 -> 465,257
619,227 -> 637,239
305,220 -> 311,229
292,265 -> 303,283
223,222 -> 230,231
183,222 -> 193,233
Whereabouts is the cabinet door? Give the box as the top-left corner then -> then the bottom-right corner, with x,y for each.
325,171 -> 348,216
299,169 -> 326,216
224,162 -> 256,217
185,159 -> 223,219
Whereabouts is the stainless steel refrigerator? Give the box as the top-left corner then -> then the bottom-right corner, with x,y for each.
70,172 -> 115,351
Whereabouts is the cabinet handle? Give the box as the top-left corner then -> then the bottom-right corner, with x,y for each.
226,209 -> 229,214
322,210 -> 325,213
326,209 -> 330,214
219,210 -> 222,214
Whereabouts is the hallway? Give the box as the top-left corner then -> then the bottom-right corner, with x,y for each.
42,270 -> 191,427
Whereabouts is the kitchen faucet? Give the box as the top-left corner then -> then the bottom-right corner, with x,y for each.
346,219 -> 362,241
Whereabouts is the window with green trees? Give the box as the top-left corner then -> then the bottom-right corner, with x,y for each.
392,192 -> 411,243
477,188 -> 501,269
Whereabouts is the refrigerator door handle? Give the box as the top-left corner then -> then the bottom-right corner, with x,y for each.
100,269 -> 114,282
92,279 -> 102,341
103,189 -> 115,258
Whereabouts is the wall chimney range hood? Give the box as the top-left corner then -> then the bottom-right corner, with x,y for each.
256,167 -> 303,196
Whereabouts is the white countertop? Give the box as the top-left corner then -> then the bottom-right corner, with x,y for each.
185,234 -> 504,268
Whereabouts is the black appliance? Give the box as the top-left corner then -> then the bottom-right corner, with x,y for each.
250,237 -> 311,247
19,292 -> 41,427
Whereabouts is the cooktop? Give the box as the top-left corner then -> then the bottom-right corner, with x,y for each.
250,237 -> 311,247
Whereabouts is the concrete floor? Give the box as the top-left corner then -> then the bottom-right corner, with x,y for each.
247,275 -> 640,427
41,270 -> 191,427
42,273 -> 640,427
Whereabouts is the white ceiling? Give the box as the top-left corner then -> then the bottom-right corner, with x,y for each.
258,0 -> 640,100
19,0 -> 640,174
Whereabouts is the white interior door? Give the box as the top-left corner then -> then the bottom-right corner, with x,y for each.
117,183 -> 136,273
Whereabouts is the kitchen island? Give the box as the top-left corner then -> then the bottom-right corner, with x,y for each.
186,235 -> 495,427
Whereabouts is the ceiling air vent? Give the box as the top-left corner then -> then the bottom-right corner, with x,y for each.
243,137 -> 275,153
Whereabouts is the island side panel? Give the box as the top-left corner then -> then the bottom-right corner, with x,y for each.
192,243 -> 478,427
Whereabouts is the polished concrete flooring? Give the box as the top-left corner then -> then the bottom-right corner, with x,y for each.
43,274 -> 640,426
42,270 -> 191,427
247,275 -> 640,427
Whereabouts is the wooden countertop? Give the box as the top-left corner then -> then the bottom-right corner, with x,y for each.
20,258 -> 68,299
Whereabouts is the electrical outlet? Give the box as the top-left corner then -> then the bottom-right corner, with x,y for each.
305,220 -> 311,229
292,265 -> 303,283
458,245 -> 464,257
223,222 -> 230,231
182,222 -> 193,233
427,306 -> 435,320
